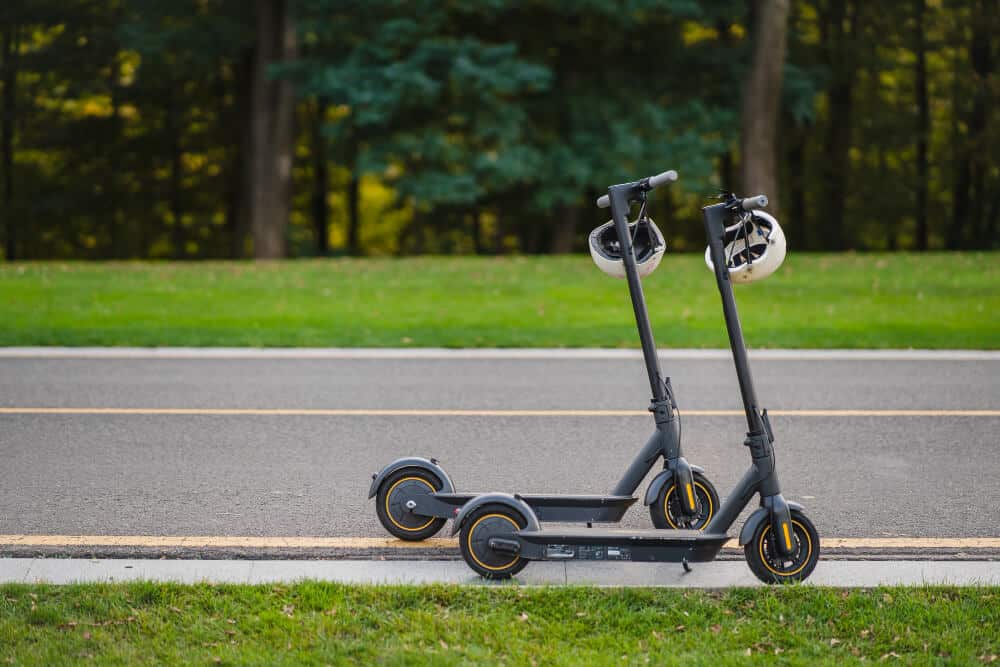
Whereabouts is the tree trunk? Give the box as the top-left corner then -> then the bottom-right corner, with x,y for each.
879,146 -> 897,250
493,206 -> 505,254
471,211 -> 483,254
820,0 -> 858,250
107,52 -> 123,259
166,84 -> 184,260
250,0 -> 296,259
948,43 -> 969,250
346,135 -> 361,255
740,0 -> 791,217
967,0 -> 993,248
1,25 -> 17,261
718,151 -> 735,191
785,126 -> 807,248
550,204 -> 578,253
914,0 -> 930,250
227,49 -> 254,258
311,98 -> 329,256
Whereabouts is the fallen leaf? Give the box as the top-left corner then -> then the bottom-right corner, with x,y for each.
830,638 -> 841,647
674,625 -> 685,632
282,605 -> 295,618
710,624 -> 722,634
651,631 -> 663,641
519,612 -> 529,621
881,652 -> 901,661
744,648 -> 752,656
440,640 -> 448,650
82,631 -> 91,640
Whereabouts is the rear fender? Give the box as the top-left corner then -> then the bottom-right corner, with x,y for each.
368,457 -> 455,499
450,493 -> 540,536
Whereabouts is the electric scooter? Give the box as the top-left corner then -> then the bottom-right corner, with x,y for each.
449,172 -> 820,583
368,171 -> 719,543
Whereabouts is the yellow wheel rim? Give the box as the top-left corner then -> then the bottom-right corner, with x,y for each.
384,476 -> 436,532
758,519 -> 813,577
663,481 -> 715,529
466,513 -> 521,572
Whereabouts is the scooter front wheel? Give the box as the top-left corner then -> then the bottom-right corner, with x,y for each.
649,471 -> 720,530
459,503 -> 529,579
744,509 -> 820,584
375,468 -> 448,541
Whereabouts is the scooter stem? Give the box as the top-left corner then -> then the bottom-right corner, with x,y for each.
702,202 -> 765,435
607,183 -> 667,403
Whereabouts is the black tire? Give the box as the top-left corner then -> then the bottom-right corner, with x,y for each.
649,471 -> 720,530
375,468 -> 448,541
459,503 -> 529,580
744,509 -> 820,584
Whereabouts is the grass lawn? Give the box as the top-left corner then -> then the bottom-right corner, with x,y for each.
0,253 -> 996,348
2,583 -> 998,665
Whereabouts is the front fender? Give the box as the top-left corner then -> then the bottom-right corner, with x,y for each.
643,464 -> 705,506
368,457 -> 455,499
449,493 -> 540,536
738,501 -> 804,545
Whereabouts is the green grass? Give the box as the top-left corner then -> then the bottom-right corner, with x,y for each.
2,584 -> 998,665
1,253 -> 996,348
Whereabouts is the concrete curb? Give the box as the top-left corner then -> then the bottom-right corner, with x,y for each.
4,558 -> 1000,587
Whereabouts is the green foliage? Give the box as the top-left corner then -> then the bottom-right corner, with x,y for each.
0,0 -> 996,258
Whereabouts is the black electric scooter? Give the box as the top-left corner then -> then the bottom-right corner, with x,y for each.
449,172 -> 820,583
369,170 -> 719,543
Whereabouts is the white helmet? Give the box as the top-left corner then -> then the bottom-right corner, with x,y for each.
589,217 -> 665,279
704,210 -> 786,283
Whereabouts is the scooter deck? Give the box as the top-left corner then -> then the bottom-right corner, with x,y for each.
431,493 -> 638,522
513,528 -> 730,563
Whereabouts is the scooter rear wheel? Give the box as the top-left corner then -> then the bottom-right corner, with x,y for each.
744,509 -> 820,584
375,469 -> 448,541
649,471 -> 720,530
459,503 -> 529,579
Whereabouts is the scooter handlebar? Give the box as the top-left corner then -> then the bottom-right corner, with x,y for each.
596,169 -> 678,208
648,169 -> 678,189
740,194 -> 768,211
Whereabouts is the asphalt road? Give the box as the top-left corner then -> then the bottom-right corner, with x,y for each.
1,352 -> 998,541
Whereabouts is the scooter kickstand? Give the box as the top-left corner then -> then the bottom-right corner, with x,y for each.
681,557 -> 692,574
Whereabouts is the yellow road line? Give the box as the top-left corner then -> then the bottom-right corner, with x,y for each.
3,535 -> 1000,550
1,408 -> 998,417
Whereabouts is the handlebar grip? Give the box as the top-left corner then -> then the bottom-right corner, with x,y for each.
741,195 -> 768,211
648,170 -> 678,189
596,169 -> 677,208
